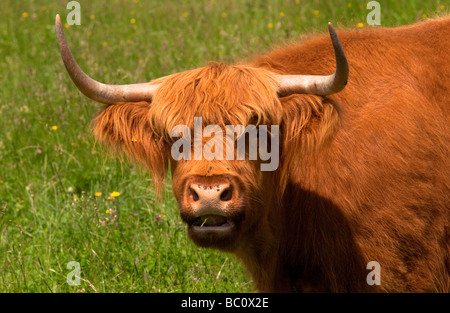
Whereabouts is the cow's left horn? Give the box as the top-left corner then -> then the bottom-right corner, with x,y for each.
55,14 -> 159,104
276,23 -> 349,97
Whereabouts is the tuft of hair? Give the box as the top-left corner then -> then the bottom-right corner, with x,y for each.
278,94 -> 340,193
148,62 -> 283,140
92,101 -> 169,198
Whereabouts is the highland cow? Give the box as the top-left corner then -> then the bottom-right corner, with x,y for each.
56,15 -> 449,292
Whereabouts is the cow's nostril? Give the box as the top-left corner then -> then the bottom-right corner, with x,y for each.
188,181 -> 234,205
190,188 -> 199,202
220,187 -> 232,202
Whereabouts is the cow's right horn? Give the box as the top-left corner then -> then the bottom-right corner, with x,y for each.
276,22 -> 349,97
55,14 -> 160,104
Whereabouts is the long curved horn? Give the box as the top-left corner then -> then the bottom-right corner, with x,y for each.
55,14 -> 159,104
276,23 -> 349,97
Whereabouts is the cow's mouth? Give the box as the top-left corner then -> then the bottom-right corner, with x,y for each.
185,212 -> 242,250
191,214 -> 233,230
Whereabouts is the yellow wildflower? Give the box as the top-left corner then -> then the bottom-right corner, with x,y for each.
95,192 -> 102,197
130,18 -> 136,24
314,10 -> 320,17
267,23 -> 274,29
105,209 -> 110,214
279,12 -> 285,17
51,125 -> 58,131
357,22 -> 364,28
22,12 -> 29,18
110,191 -> 120,198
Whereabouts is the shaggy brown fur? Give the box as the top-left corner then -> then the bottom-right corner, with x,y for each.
92,18 -> 450,292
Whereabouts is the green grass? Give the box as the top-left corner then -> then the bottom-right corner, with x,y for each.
0,0 -> 448,293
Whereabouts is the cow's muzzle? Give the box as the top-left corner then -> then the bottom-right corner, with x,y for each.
179,176 -> 244,249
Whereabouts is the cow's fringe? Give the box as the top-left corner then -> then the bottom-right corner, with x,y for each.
148,62 -> 283,141
92,101 -> 169,199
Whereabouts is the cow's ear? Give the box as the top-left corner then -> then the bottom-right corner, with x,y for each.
92,101 -> 169,196
279,94 -> 339,159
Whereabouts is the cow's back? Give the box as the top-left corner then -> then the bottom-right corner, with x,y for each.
252,17 -> 450,292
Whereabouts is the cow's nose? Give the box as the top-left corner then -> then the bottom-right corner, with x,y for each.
188,182 -> 233,214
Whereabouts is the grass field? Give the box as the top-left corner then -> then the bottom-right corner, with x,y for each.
0,0 -> 448,293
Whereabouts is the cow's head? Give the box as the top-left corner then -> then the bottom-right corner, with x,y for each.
55,15 -> 348,252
